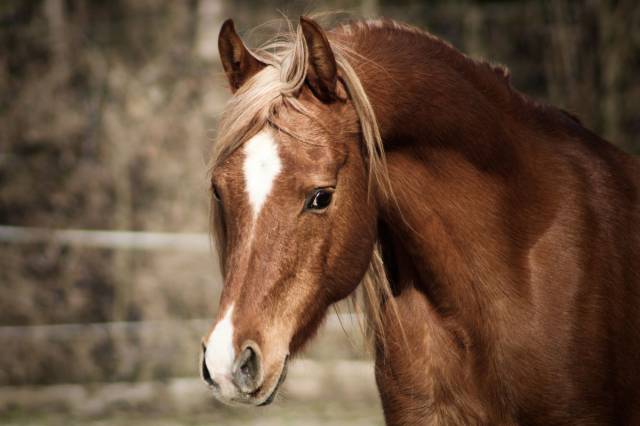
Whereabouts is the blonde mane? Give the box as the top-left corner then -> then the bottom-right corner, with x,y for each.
209,19 -> 399,346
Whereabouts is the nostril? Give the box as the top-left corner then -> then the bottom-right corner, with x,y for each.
202,356 -> 214,386
233,341 -> 263,394
240,347 -> 257,376
200,345 -> 218,389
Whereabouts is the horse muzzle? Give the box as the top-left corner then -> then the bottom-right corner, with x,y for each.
201,340 -> 288,406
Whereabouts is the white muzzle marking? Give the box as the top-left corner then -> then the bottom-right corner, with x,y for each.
243,129 -> 282,220
205,304 -> 236,398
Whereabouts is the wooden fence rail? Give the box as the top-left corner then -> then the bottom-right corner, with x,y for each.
0,225 -> 211,252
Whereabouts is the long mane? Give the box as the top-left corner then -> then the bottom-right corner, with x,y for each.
209,18 -> 398,345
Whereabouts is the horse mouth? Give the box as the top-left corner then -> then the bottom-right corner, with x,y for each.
257,355 -> 289,406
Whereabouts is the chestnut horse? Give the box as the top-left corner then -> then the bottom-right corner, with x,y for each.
200,16 -> 640,425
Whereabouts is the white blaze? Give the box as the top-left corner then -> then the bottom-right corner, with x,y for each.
205,305 -> 236,396
243,130 -> 282,219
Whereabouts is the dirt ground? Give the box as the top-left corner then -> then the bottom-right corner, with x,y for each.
0,360 -> 384,426
2,400 -> 384,426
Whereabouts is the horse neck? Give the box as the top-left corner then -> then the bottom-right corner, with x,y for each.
351,28 -> 562,331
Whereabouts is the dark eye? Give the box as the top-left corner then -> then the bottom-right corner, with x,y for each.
305,188 -> 333,211
212,185 -> 221,201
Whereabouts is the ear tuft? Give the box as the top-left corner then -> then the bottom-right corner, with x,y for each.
300,16 -> 338,103
218,19 -> 266,92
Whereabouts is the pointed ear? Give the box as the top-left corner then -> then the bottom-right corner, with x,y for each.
218,19 -> 266,92
300,16 -> 339,103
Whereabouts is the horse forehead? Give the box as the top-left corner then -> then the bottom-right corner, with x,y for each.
220,125 -> 346,191
277,132 -> 346,172
242,129 -> 283,217
271,107 -> 348,167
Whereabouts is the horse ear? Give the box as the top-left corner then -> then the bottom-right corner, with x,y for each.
300,16 -> 339,103
218,19 -> 266,92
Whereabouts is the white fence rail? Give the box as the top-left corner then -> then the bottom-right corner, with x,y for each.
0,225 -> 211,252
0,313 -> 360,337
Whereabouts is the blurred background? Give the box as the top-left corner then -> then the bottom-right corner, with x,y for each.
1,1 -> 638,425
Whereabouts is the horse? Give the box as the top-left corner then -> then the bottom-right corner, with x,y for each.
200,16 -> 640,425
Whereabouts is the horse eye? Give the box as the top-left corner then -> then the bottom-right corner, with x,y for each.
306,189 -> 333,211
212,185 -> 221,201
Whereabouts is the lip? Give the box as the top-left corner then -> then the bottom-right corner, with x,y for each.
257,355 -> 289,406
